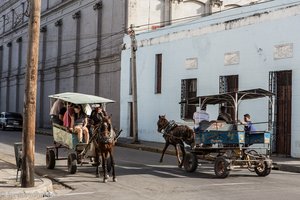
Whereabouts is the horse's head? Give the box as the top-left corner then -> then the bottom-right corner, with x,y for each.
99,116 -> 112,137
157,115 -> 168,133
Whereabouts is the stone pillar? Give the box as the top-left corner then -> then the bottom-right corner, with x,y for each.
93,1 -> 103,95
72,11 -> 81,92
6,42 -> 12,111
16,37 -> 23,112
54,19 -> 63,93
39,26 -> 47,128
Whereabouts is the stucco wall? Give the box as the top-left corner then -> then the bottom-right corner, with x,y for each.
121,0 -> 300,157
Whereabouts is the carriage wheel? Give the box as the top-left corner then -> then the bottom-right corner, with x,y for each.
214,156 -> 230,178
255,161 -> 271,177
68,153 -> 77,174
46,149 -> 56,169
184,153 -> 198,173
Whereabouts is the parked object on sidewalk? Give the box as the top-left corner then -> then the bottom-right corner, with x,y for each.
181,88 -> 274,178
0,112 -> 23,131
157,115 -> 195,168
46,92 -> 121,180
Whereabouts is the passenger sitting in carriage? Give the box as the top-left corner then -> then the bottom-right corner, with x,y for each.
193,105 -> 210,132
73,105 -> 89,143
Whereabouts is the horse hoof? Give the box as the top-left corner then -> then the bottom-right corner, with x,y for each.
113,178 -> 117,182
103,179 -> 108,183
96,174 -> 100,178
178,164 -> 183,168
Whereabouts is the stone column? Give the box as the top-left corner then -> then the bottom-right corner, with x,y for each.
6,42 -> 12,111
72,11 -> 81,92
93,1 -> 103,95
38,26 -> 47,128
16,37 -> 23,112
54,19 -> 63,93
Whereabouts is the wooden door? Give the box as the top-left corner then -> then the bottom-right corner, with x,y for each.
275,71 -> 292,156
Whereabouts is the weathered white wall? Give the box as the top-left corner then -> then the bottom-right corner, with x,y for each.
121,0 -> 300,157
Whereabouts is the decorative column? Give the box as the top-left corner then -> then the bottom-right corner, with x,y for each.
72,11 -> 81,92
16,37 -> 23,112
54,19 -> 63,93
93,1 -> 103,95
0,46 -> 3,109
6,42 -> 12,111
39,26 -> 47,128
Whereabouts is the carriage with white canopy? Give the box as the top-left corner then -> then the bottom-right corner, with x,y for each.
46,92 -> 115,174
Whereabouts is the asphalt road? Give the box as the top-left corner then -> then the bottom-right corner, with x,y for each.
1,130 -> 300,200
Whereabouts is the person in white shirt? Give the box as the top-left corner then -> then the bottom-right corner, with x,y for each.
193,105 -> 209,131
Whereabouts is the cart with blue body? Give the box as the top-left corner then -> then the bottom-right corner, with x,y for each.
183,88 -> 274,178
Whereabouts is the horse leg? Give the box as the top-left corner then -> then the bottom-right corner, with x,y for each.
94,148 -> 100,178
160,142 -> 169,163
110,150 -> 117,182
101,152 -> 108,183
178,142 -> 186,168
174,144 -> 182,168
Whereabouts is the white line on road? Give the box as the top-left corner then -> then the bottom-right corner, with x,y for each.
62,192 -> 95,196
153,170 -> 186,178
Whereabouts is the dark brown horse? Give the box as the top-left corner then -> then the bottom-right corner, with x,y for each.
93,116 -> 117,183
157,115 -> 195,168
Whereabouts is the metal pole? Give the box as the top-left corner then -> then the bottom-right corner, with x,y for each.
129,24 -> 139,143
21,0 -> 41,187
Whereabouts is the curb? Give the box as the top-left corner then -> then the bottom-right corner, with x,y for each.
272,163 -> 300,173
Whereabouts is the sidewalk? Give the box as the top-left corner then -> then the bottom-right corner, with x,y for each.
0,159 -> 53,200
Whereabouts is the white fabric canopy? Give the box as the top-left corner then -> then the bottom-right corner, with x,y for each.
49,92 -> 115,104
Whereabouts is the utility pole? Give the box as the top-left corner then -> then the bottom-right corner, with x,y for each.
129,24 -> 139,143
21,0 -> 41,188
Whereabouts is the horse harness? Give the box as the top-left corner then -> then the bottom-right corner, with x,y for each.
161,120 -> 185,142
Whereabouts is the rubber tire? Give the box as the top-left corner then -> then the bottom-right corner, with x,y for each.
255,161 -> 271,177
214,157 -> 230,178
68,153 -> 77,174
184,153 -> 198,173
46,149 -> 56,169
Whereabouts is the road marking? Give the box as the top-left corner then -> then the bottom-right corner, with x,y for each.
62,192 -> 95,196
153,170 -> 186,178
208,182 -> 256,186
117,165 -> 142,170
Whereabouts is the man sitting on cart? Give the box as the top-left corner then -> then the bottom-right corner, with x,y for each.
90,104 -> 107,132
240,113 -> 256,134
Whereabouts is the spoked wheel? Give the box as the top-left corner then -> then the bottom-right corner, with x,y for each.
184,153 -> 198,173
68,153 -> 77,174
255,160 -> 271,177
214,156 -> 230,178
46,149 -> 56,169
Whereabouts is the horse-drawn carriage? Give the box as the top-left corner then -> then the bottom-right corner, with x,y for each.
180,88 -> 274,178
46,92 -> 119,182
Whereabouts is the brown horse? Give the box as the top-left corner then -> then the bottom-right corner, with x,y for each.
157,115 -> 195,168
93,116 -> 117,183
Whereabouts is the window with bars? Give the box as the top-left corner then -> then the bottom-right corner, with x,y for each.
181,78 -> 197,119
219,75 -> 238,120
155,54 -> 162,94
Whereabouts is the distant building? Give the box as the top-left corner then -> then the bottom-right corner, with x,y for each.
120,0 -> 300,157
